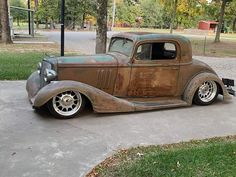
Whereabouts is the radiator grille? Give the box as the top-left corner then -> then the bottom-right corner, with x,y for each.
97,69 -> 112,90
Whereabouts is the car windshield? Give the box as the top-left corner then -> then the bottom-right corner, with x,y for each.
109,38 -> 133,57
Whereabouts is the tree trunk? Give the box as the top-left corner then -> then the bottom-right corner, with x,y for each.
17,17 -> 20,26
0,0 -> 12,44
50,19 -> 54,30
96,0 -> 108,54
81,13 -> 86,30
170,0 -> 177,34
233,18 -> 236,32
34,0 -> 39,9
72,16 -> 76,30
34,0 -> 39,29
36,18 -> 39,29
45,18 -> 48,29
215,0 -> 227,43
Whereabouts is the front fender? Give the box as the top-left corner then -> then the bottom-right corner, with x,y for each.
183,72 -> 232,105
33,81 -> 135,113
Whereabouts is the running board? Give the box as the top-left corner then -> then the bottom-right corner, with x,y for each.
128,98 -> 189,111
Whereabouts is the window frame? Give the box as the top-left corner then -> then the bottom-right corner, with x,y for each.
131,40 -> 181,65
108,37 -> 134,57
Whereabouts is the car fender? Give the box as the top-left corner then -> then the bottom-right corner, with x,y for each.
33,80 -> 135,113
183,72 -> 232,105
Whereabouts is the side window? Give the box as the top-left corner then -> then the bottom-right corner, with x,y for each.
163,43 -> 176,59
135,42 -> 177,60
136,43 -> 152,60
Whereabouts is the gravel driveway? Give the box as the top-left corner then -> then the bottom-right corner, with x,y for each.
197,56 -> 236,83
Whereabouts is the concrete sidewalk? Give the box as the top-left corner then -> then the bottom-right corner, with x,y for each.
0,81 -> 236,177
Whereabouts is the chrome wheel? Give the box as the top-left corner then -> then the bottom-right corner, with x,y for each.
52,91 -> 82,117
198,81 -> 218,103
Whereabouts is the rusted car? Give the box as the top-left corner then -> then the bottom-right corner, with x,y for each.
26,32 -> 235,118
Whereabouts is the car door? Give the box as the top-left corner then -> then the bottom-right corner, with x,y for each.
127,40 -> 180,97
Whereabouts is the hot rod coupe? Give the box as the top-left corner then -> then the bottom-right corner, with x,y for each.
26,32 -> 235,118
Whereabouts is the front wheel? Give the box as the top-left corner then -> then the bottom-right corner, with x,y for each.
193,80 -> 218,106
47,91 -> 85,119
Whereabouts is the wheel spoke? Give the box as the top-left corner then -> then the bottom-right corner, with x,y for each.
197,81 -> 217,103
52,91 -> 83,117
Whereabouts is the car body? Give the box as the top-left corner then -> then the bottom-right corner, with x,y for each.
26,32 -> 234,118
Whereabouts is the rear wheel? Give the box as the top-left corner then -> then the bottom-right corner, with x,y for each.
193,80 -> 218,106
47,91 -> 85,118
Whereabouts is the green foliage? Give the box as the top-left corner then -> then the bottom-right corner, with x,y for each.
225,0 -> 236,31
9,0 -> 27,25
65,0 -> 96,28
35,0 -> 96,29
36,0 -> 59,23
116,0 -> 142,26
9,0 -> 236,30
140,0 -> 164,28
113,0 -> 236,29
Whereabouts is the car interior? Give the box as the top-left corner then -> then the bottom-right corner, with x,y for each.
136,42 -> 177,60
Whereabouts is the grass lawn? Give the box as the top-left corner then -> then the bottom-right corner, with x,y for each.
0,43 -> 79,80
0,43 -> 58,80
191,38 -> 236,57
0,52 -> 44,80
87,136 -> 236,177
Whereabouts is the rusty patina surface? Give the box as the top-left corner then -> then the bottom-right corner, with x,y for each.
26,32 -> 232,115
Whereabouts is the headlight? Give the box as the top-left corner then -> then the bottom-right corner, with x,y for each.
37,62 -> 42,74
44,69 -> 57,82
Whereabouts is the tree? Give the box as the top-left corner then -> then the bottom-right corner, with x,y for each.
215,0 -> 230,42
140,0 -> 163,28
116,0 -> 142,26
10,0 -> 27,26
65,0 -> 96,30
36,0 -> 59,29
0,0 -> 12,44
176,0 -> 204,29
225,0 -> 236,32
96,0 -> 108,54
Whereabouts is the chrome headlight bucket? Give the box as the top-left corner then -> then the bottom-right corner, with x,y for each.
37,62 -> 42,74
44,68 -> 57,82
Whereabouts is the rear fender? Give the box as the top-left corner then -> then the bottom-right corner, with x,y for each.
183,72 -> 232,105
33,81 -> 135,113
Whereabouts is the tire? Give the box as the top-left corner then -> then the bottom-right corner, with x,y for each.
193,80 -> 219,106
47,90 -> 85,119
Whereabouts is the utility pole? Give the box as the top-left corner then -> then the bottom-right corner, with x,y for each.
61,0 -> 65,56
111,0 -> 116,30
28,0 -> 31,35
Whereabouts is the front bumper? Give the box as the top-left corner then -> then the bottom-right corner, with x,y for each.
26,71 -> 41,105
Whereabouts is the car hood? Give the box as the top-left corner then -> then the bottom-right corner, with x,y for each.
56,54 -> 118,67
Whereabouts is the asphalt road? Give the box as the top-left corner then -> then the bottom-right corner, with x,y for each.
41,31 -> 117,54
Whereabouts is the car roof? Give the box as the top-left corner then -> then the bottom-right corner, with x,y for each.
111,32 -> 190,43
111,32 -> 192,63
